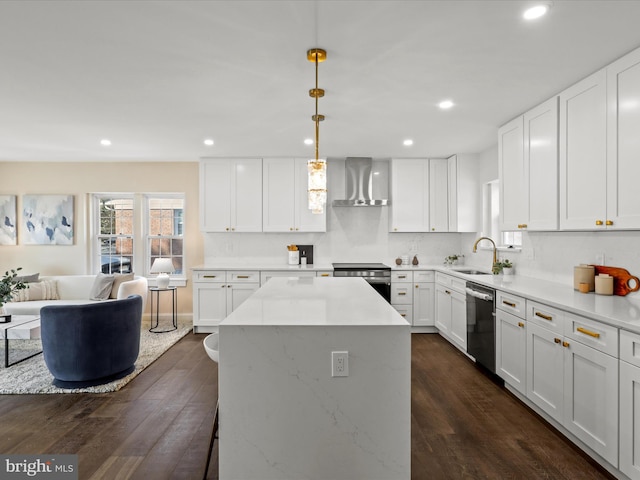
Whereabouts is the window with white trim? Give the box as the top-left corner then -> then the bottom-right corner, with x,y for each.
482,180 -> 522,248
93,194 -> 135,274
144,194 -> 185,278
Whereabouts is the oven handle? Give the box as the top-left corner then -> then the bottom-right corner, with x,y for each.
465,288 -> 493,302
365,279 -> 392,285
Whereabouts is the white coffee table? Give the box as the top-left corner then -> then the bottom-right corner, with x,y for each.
0,315 -> 41,367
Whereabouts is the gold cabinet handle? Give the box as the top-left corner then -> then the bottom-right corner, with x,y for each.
554,338 -> 561,344
400,314 -> 407,317
562,341 -> 570,348
398,292 -> 406,296
502,300 -> 516,308
237,275 -> 249,279
535,311 -> 553,321
517,223 -> 528,229
518,322 -> 525,328
595,220 -> 603,226
203,275 -> 217,278
398,275 -> 407,279
445,290 -> 451,295
606,220 -> 613,226
321,273 -> 330,277
576,327 -> 601,339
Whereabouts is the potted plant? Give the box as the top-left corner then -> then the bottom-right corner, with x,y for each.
444,254 -> 464,266
502,259 -> 514,275
0,268 -> 27,322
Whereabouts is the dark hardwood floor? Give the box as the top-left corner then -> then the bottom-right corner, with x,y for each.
0,333 -> 615,479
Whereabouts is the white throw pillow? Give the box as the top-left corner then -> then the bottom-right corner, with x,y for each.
10,280 -> 59,302
89,273 -> 115,301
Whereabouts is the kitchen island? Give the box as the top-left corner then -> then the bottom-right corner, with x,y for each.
218,276 -> 411,480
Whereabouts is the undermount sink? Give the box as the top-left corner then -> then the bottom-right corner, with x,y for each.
454,269 -> 492,275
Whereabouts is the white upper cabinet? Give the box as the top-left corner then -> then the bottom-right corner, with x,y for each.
525,96 -> 559,230
390,159 -> 429,232
448,154 -> 479,232
607,47 -> 640,229
429,158 -> 449,232
263,158 -> 326,233
498,116 -> 526,231
559,69 -> 607,230
200,158 -> 263,232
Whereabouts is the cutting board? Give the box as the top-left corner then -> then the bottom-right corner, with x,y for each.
591,265 -> 640,296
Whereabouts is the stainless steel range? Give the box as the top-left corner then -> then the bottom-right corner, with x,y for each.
332,263 -> 392,302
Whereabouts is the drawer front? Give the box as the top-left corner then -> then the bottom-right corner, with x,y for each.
621,329 -> 640,367
435,272 -> 449,286
391,284 -> 413,304
414,270 -> 434,283
527,300 -> 563,334
392,271 -> 412,283
497,291 -> 527,318
565,313 -> 618,357
393,305 -> 413,324
193,270 -> 226,282
260,270 -> 316,285
228,271 -> 260,283
450,276 -> 466,294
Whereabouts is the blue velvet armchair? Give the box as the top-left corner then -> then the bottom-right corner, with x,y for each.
40,295 -> 143,388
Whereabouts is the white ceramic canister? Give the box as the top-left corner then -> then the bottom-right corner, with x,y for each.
288,250 -> 300,265
573,264 -> 595,291
595,274 -> 614,295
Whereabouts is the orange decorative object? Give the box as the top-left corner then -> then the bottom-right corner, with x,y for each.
590,265 -> 640,296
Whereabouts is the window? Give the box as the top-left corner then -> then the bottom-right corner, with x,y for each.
482,180 -> 522,249
145,194 -> 185,278
94,195 -> 134,274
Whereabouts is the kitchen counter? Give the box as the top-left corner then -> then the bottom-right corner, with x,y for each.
395,264 -> 640,333
218,277 -> 411,480
192,262 -> 333,271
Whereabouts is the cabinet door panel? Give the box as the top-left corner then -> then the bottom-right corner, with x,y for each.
429,158 -> 449,232
526,97 -> 559,230
559,70 -> 607,229
620,360 -> 640,479
563,340 -> 618,466
227,283 -> 259,315
496,309 -> 526,395
413,283 -> 434,327
194,283 -> 227,326
499,116 -> 526,231
263,158 -> 295,232
526,322 -> 564,422
200,160 -> 231,232
434,284 -> 451,334
449,290 -> 467,350
232,159 -> 263,232
607,48 -> 640,229
390,159 -> 429,232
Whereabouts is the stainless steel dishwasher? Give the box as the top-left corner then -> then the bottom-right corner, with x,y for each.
466,282 -> 496,373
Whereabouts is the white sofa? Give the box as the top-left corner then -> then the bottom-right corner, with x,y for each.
4,275 -> 148,316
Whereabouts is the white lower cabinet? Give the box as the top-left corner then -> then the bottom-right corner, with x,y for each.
526,303 -> 619,467
434,273 -> 466,350
620,330 -> 640,479
413,281 -> 435,327
495,308 -> 527,395
192,270 -> 259,333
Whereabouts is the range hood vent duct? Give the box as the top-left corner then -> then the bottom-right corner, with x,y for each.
332,157 -> 389,207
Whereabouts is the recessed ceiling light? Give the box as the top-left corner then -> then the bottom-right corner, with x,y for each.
403,139 -> 414,146
304,138 -> 314,145
100,139 -> 111,146
203,138 -> 214,146
438,100 -> 454,110
523,4 -> 550,20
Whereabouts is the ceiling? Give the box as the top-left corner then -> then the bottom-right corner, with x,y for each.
2,0 -> 640,163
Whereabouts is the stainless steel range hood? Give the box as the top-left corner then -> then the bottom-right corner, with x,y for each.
332,157 -> 390,207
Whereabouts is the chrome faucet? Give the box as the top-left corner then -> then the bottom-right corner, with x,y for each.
472,236 -> 497,267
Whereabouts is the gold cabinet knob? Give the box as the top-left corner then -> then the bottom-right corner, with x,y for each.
562,341 -> 570,348
225,227 -> 229,231
595,220 -> 603,226
394,228 -> 398,231
606,220 -> 613,226
431,228 -> 435,231
518,322 -> 525,328
554,338 -> 561,344
415,285 -> 419,288
290,227 -> 293,231
295,228 -> 299,231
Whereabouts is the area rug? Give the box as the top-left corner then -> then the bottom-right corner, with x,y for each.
0,324 -> 192,394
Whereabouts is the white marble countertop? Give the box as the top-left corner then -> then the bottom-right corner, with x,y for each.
220,276 -> 409,327
192,262 -> 334,271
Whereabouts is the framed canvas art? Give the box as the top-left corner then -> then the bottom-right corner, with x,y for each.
22,195 -> 74,245
0,195 -> 17,245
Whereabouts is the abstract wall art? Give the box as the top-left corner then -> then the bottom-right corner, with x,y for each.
0,195 -> 17,245
22,195 -> 74,245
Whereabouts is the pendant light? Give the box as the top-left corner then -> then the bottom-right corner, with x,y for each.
307,47 -> 327,214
